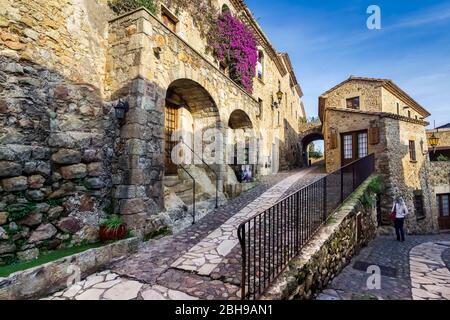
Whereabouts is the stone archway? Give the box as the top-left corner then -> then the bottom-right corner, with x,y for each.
300,126 -> 324,167
227,109 -> 257,183
164,78 -> 221,175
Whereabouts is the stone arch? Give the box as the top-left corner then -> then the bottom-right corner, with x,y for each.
300,126 -> 324,167
164,79 -> 222,175
227,109 -> 258,182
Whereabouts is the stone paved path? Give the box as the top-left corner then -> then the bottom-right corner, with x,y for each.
44,166 -> 325,300
316,234 -> 450,300
410,241 -> 450,300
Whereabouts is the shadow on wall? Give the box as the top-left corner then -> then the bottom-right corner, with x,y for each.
0,54 -> 116,263
280,119 -> 302,171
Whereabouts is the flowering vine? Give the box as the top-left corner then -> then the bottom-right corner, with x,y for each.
209,12 -> 258,94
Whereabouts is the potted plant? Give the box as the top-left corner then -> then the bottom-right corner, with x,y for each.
99,215 -> 127,242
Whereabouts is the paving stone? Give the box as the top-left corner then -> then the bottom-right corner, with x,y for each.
141,289 -> 167,300
103,280 -> 143,300
168,289 -> 199,300
75,289 -> 105,300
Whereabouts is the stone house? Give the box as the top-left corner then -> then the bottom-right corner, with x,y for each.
426,124 -> 450,231
0,0 -> 306,261
427,124 -> 450,160
319,76 -> 441,234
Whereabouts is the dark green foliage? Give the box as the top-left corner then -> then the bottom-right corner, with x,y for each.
108,0 -> 157,15
5,203 -> 37,221
100,215 -> 124,232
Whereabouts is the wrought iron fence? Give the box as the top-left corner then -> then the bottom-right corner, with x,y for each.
237,154 -> 375,300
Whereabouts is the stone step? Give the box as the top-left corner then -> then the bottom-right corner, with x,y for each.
178,191 -> 210,205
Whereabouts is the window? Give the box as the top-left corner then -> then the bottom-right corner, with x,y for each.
257,50 -> 264,80
346,97 -> 360,110
161,7 -> 178,33
358,132 -> 368,158
408,110 -> 411,118
257,98 -> 263,119
438,194 -> 450,217
343,135 -> 353,160
409,140 -> 417,161
341,130 -> 369,165
397,103 -> 400,115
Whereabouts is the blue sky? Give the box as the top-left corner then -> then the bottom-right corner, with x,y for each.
246,0 -> 450,129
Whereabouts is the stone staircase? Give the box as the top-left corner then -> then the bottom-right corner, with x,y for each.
163,174 -> 210,206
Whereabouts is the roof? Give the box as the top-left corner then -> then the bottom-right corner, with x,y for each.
437,123 -> 450,129
319,76 -> 431,119
280,53 -> 303,98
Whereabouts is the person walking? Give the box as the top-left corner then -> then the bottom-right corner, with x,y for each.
391,197 -> 409,242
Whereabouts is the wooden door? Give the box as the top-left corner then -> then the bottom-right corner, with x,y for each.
165,102 -> 179,175
341,130 -> 368,166
437,194 -> 450,230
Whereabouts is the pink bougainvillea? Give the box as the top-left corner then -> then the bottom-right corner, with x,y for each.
210,12 -> 257,94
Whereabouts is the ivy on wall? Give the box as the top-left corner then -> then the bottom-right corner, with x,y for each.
108,0 -> 157,15
209,12 -> 258,94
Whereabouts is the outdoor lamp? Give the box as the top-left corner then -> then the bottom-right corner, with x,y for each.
114,99 -> 129,121
276,89 -> 284,105
428,133 -> 440,151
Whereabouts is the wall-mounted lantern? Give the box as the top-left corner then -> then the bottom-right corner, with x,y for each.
114,99 -> 129,122
428,133 -> 440,153
276,89 -> 284,106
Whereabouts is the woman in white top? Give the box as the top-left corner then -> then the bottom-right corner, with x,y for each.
391,197 -> 409,242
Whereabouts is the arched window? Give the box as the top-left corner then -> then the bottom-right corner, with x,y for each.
256,50 -> 264,80
222,4 -> 230,13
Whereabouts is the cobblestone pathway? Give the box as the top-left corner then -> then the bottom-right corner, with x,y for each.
45,166 -> 324,300
316,234 -> 450,300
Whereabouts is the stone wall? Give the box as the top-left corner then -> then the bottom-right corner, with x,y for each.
0,0 -> 117,264
261,175 -> 378,300
428,161 -> 450,230
0,1 -> 307,256
322,80 -> 382,113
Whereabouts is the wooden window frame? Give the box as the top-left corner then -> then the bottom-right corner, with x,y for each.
437,194 -> 450,217
340,130 -> 369,165
161,6 -> 179,33
409,140 -> 417,162
346,96 -> 360,110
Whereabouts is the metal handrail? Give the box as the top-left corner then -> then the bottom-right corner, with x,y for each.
179,164 -> 196,225
180,139 -> 219,209
237,154 -> 376,300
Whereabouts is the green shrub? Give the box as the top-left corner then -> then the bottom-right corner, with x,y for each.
436,154 -> 450,162
5,203 -> 37,221
360,192 -> 376,209
100,215 -> 124,232
367,176 -> 384,195
108,0 -> 157,15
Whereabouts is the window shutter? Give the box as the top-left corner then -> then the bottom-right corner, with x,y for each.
330,132 -> 338,149
369,127 -> 380,145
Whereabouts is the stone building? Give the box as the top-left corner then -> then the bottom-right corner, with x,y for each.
426,124 -> 450,231
427,124 -> 450,160
319,76 -> 440,234
0,0 -> 306,261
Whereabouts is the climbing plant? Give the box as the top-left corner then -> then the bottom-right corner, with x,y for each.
108,0 -> 157,15
164,0 -> 217,38
209,12 -> 258,94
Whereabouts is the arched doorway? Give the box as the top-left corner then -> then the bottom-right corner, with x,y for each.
228,109 -> 256,182
301,132 -> 324,167
165,79 -> 220,175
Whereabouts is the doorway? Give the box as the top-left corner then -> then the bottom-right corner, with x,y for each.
165,102 -> 179,175
437,194 -> 450,230
341,130 -> 368,166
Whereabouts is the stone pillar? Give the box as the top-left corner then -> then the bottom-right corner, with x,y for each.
112,78 -> 165,231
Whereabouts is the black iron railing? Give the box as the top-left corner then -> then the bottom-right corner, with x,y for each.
180,139 -> 219,209
237,154 -> 375,300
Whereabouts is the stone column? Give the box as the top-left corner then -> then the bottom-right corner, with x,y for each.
112,78 -> 164,232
